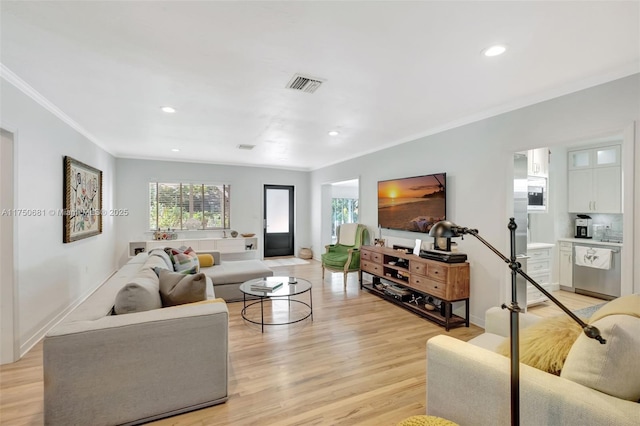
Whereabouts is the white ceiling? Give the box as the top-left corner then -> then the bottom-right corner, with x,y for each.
1,1 -> 638,171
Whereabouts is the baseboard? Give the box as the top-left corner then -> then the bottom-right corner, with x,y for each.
19,269 -> 117,358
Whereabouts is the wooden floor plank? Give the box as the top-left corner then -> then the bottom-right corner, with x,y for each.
0,260 -> 604,425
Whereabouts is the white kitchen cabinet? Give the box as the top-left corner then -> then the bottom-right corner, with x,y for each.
568,145 -> 620,170
567,144 -> 622,213
528,147 -> 549,177
526,244 -> 554,306
558,241 -> 573,290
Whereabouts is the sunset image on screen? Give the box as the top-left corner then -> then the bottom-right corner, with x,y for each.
378,173 -> 446,233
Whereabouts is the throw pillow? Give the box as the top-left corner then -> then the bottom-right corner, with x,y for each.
589,294 -> 640,323
157,269 -> 207,307
114,268 -> 162,314
197,253 -> 215,268
561,314 -> 640,401
496,314 -> 584,375
148,248 -> 173,270
165,246 -> 199,273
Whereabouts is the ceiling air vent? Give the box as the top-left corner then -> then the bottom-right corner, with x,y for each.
237,144 -> 255,150
285,73 -> 325,93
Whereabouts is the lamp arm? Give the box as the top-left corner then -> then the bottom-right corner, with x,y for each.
515,268 -> 606,344
465,230 -> 606,345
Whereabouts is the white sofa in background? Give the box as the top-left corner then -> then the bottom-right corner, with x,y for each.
426,307 -> 640,426
198,250 -> 273,301
44,253 -> 229,426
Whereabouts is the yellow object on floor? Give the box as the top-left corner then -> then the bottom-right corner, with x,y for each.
397,415 -> 459,426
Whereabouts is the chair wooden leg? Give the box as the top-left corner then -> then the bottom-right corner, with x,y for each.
322,266 -> 325,279
343,271 -> 348,288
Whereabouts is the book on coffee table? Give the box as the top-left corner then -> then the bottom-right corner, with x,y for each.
250,281 -> 283,292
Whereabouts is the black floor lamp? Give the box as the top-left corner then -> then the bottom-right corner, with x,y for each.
429,218 -> 606,426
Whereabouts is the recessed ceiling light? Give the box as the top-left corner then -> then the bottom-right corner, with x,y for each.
328,130 -> 340,136
161,106 -> 176,113
171,148 -> 180,152
483,45 -> 507,57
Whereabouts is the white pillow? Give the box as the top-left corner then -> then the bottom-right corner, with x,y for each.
561,314 -> 640,401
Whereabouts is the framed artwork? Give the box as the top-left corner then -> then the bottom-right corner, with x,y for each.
63,156 -> 102,243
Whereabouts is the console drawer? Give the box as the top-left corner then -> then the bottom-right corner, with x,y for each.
361,260 -> 383,275
427,263 -> 448,282
410,275 -> 446,299
410,261 -> 428,276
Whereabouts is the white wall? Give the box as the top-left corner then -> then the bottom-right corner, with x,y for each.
115,159 -> 310,265
331,181 -> 359,199
1,79 -> 117,356
311,74 -> 640,326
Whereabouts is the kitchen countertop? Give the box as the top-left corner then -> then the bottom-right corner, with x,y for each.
557,237 -> 623,247
527,242 -> 555,250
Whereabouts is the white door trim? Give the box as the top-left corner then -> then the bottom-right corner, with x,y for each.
0,127 -> 18,364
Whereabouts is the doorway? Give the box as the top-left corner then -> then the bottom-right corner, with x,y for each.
1,128 -> 17,364
263,185 -> 294,257
329,179 -> 359,244
321,178 -> 360,249
511,123 -> 636,309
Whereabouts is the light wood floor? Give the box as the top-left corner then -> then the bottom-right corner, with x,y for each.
526,289 -> 604,318
0,260 -> 604,426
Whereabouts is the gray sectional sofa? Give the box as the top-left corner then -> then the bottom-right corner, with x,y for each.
198,250 -> 274,301
43,253 -> 229,426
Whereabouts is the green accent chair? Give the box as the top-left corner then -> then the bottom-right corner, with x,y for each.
321,223 -> 368,287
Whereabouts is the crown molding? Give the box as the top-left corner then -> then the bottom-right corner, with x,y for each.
0,63 -> 113,155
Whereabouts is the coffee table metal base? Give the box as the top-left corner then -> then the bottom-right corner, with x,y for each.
241,296 -> 312,332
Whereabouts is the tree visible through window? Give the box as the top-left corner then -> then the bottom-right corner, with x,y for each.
331,198 -> 359,241
149,183 -> 230,230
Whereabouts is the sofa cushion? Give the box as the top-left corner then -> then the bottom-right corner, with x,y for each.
495,314 -> 583,375
589,294 -> 640,323
201,260 -> 272,285
148,248 -> 173,270
114,268 -> 162,314
467,332 -> 505,352
197,253 -> 215,267
165,246 -> 200,273
561,314 -> 640,401
158,269 -> 207,307
142,254 -> 173,271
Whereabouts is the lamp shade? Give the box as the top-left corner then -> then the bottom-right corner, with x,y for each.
429,220 -> 461,238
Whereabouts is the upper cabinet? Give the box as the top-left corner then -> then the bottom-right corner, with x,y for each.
568,145 -> 621,170
568,144 -> 622,213
528,147 -> 549,177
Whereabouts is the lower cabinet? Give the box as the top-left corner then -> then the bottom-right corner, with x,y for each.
129,237 -> 258,257
559,241 -> 573,289
526,244 -> 554,306
359,245 -> 470,331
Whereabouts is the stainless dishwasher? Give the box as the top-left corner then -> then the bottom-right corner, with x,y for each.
573,243 -> 621,300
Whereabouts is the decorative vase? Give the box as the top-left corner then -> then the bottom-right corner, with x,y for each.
299,247 -> 313,259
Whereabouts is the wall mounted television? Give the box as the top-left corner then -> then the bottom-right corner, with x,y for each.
377,173 -> 446,234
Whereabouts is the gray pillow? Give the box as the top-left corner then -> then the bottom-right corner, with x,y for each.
157,269 -> 207,307
114,268 -> 162,314
148,248 -> 173,270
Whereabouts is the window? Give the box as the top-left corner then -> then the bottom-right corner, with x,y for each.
149,182 -> 230,230
331,198 -> 359,241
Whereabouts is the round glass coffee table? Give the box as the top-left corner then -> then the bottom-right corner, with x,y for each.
240,276 -> 313,332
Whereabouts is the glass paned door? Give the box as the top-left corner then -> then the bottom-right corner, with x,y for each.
264,185 -> 294,257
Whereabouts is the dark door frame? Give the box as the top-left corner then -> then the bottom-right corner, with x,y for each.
263,184 -> 294,258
